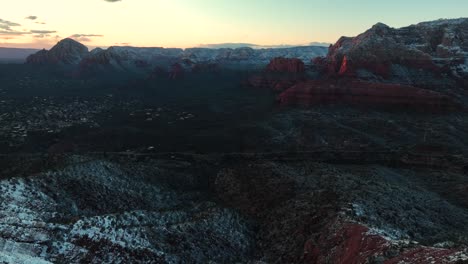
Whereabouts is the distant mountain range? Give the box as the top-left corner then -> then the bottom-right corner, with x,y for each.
0,47 -> 39,62
19,17 -> 468,86
1,43 -> 329,65
24,39 -> 329,75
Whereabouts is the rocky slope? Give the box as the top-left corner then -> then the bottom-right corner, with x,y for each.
26,38 -> 89,65
214,161 -> 468,263
1,155 -> 468,263
248,18 -> 468,111
0,157 -> 253,263
316,18 -> 468,88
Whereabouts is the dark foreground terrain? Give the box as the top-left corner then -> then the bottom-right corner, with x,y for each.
1,154 -> 468,263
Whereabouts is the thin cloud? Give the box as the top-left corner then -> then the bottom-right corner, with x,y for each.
0,36 -> 15,40
70,33 -> 104,43
35,22 -> 46,25
34,34 -> 51,39
29,30 -> 57,39
104,0 -> 122,2
31,30 -> 57,34
25,16 -> 38,20
0,30 -> 30,36
1,37 -> 59,49
0,18 -> 21,31
197,43 -> 258,49
71,34 -> 103,38
0,18 -> 28,37
197,43 -> 308,49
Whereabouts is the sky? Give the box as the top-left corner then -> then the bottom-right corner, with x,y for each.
1,0 -> 467,49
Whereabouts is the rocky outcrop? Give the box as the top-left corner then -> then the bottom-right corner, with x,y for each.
270,19 -> 468,111
323,19 -> 468,86
306,220 -> 468,264
278,80 -> 462,112
25,49 -> 49,64
248,57 -> 307,91
26,38 -> 89,65
266,57 -> 305,73
214,161 -> 468,263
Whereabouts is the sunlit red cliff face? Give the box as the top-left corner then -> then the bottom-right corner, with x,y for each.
249,18 -> 468,112
317,19 -> 468,88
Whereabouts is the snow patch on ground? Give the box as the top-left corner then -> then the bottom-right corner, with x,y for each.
0,251 -> 52,264
0,158 -> 254,263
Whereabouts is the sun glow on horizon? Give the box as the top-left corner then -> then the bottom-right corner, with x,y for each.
2,0 -> 468,49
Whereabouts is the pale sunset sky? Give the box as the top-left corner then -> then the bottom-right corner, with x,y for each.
1,0 -> 467,49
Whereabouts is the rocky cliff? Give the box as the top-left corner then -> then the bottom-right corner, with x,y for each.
318,18 -> 468,88
249,18 -> 468,111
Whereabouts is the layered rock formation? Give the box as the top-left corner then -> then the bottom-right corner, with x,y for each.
248,19 -> 468,112
318,18 -> 468,87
